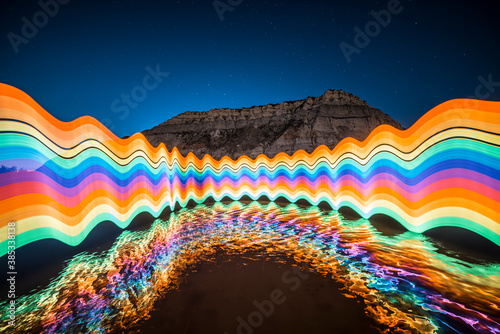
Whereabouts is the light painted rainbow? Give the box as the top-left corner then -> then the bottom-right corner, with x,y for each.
0,83 -> 499,255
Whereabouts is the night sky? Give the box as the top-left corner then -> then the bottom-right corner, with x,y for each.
1,0 -> 499,138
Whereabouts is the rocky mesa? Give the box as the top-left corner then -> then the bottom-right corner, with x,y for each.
142,89 -> 403,160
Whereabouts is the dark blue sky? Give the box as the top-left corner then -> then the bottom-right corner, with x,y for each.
1,0 -> 499,137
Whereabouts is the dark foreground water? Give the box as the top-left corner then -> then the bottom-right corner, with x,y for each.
1,201 -> 499,333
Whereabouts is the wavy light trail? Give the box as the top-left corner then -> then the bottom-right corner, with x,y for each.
0,83 -> 499,255
1,202 -> 498,333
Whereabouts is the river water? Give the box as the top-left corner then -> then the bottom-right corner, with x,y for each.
1,201 -> 499,333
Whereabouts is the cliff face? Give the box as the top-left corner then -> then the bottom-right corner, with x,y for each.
142,90 -> 403,160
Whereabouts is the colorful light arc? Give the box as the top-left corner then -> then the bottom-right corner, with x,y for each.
0,83 -> 499,255
2,201 -> 499,333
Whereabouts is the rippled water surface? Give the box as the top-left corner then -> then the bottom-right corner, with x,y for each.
1,201 -> 499,333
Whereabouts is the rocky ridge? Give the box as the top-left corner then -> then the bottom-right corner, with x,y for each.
142,90 -> 403,160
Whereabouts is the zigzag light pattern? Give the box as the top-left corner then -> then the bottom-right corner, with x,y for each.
0,83 -> 499,255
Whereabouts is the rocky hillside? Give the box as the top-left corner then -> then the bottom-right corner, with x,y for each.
142,90 -> 403,160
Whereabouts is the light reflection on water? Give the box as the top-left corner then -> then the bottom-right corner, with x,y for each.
1,201 -> 499,333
